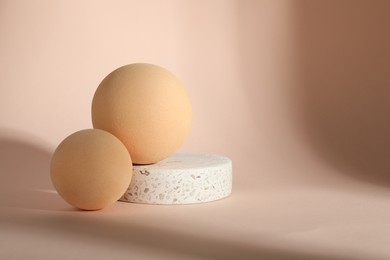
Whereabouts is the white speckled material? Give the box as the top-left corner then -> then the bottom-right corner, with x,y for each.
119,153 -> 232,204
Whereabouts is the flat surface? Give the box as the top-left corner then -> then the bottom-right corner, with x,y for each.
1,150 -> 390,260
132,153 -> 231,171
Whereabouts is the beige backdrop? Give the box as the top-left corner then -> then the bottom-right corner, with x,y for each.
1,1 -> 390,259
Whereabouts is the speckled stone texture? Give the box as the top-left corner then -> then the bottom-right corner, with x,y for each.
119,153 -> 232,204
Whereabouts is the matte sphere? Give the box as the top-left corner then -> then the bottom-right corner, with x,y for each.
50,129 -> 133,210
91,63 -> 192,164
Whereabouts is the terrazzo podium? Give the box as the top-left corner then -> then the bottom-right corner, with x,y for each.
120,153 -> 232,205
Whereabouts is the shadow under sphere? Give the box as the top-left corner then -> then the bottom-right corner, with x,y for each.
294,1 -> 390,186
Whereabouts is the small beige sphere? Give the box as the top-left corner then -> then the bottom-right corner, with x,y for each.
50,129 -> 133,210
91,63 -> 192,164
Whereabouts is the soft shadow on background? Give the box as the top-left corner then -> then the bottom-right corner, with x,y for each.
293,1 -> 390,187
0,130 -> 67,210
235,0 -> 390,188
0,213 -> 355,260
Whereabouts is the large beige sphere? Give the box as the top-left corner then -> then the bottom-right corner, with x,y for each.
50,129 -> 133,210
91,63 -> 192,164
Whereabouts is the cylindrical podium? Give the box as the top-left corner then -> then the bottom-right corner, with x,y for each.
120,153 -> 232,205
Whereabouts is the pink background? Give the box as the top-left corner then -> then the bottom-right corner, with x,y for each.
1,1 -> 390,259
